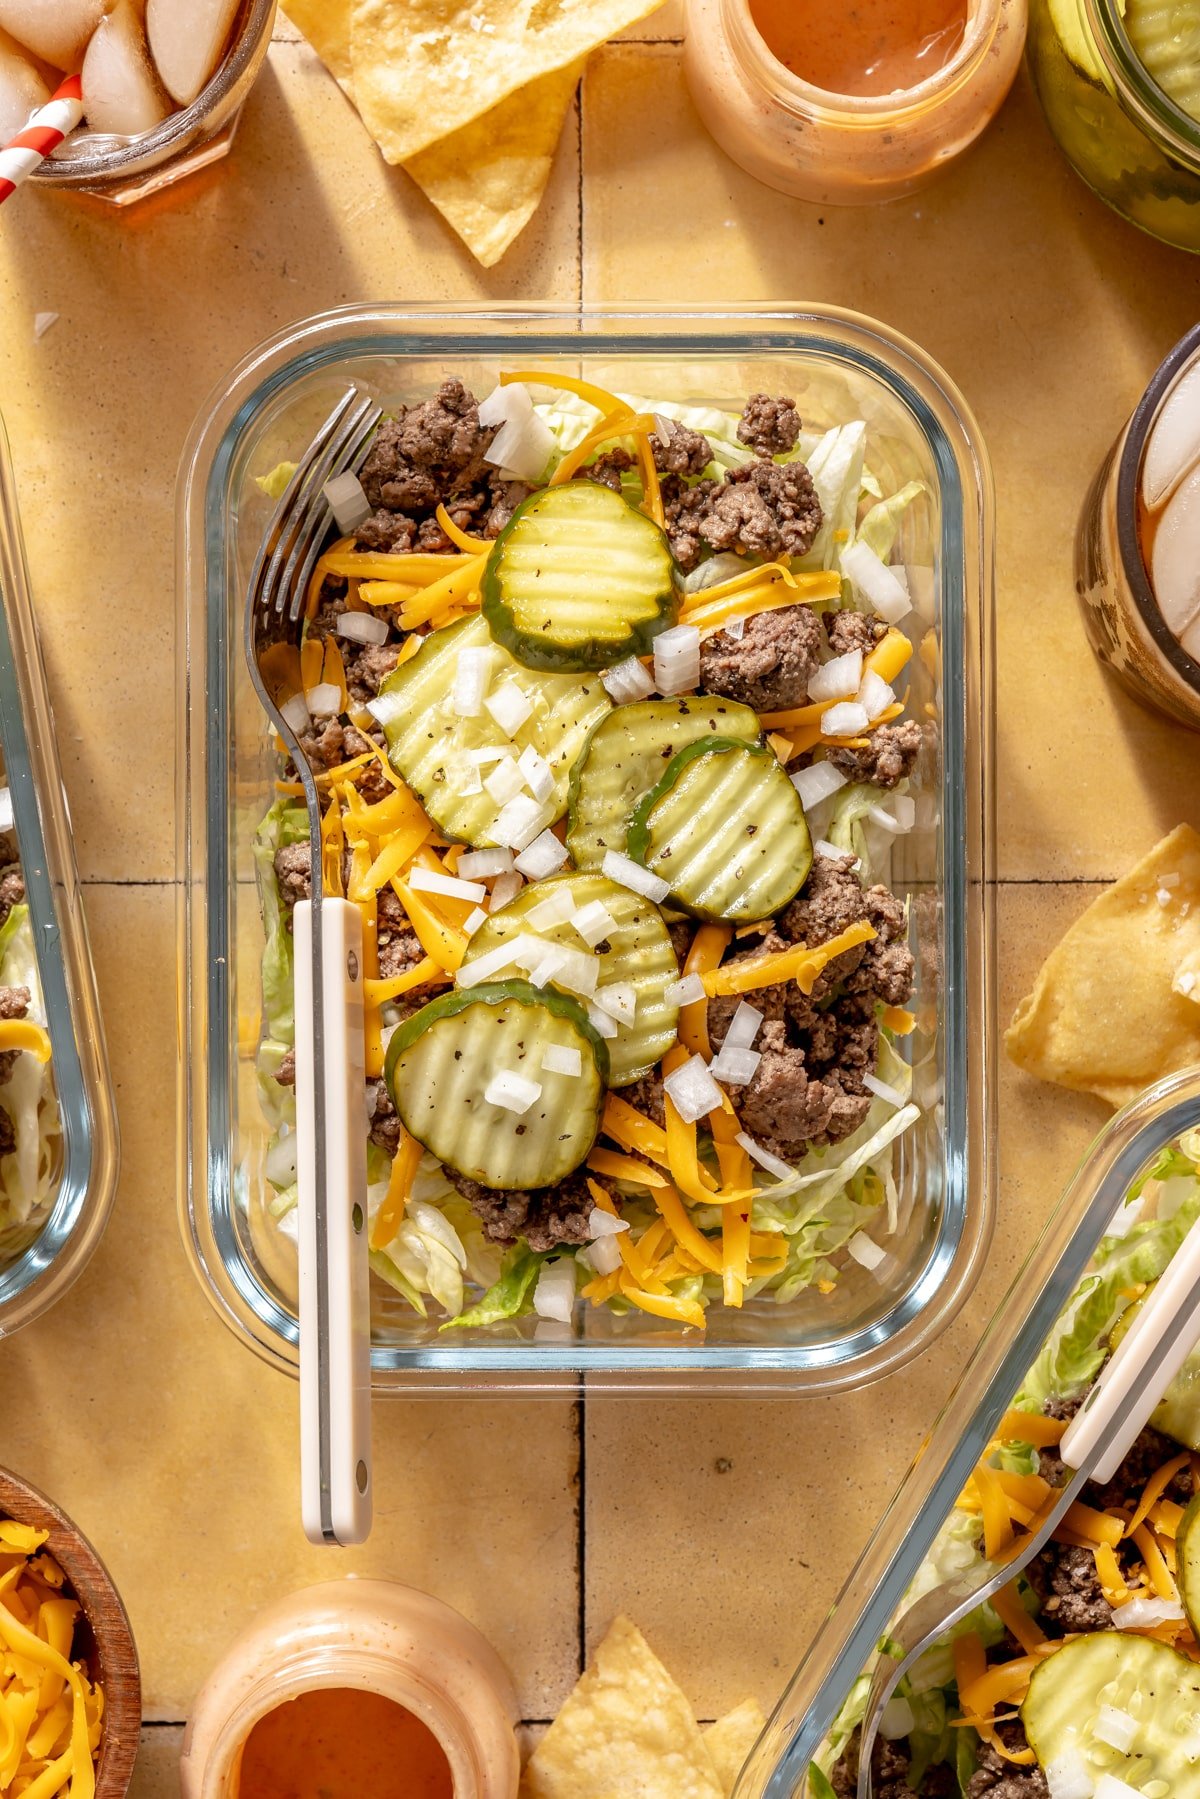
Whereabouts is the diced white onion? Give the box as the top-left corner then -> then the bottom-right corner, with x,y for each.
540,944 -> 600,999
572,899 -> 619,949
723,614 -> 745,640
1109,1595 -> 1185,1628
526,888 -> 577,930
493,794 -> 554,851
791,761 -> 847,811
1094,1706 -> 1138,1754
532,1259 -> 576,1323
588,1207 -> 630,1238
305,682 -> 342,717
484,758 -> 526,805
725,1000 -> 763,1051
1092,1778 -> 1143,1799
863,1071 -> 906,1108
461,765 -> 483,796
1045,1749 -> 1095,1799
514,829 -> 569,879
821,700 -> 870,737
458,848 -> 514,879
815,839 -> 857,865
323,469 -> 371,535
280,692 -> 311,735
663,1053 -> 723,1124
489,871 -> 525,911
335,609 -> 390,646
542,1043 -> 583,1077
709,1045 -> 761,1086
462,906 -> 489,937
466,746 -> 511,766
586,1233 -> 623,1275
653,624 -> 701,696
593,982 -> 637,1023
265,1130 -> 299,1188
858,669 -> 895,721
485,683 -> 534,737
516,743 -> 554,803
408,866 -> 487,903
736,1130 -> 793,1180
601,655 -> 656,703
808,648 -> 863,703
526,945 -> 570,988
601,849 -> 670,903
878,1697 -> 914,1740
276,1206 -> 300,1243
484,1069 -> 542,1114
847,1231 -> 886,1271
587,1002 -> 619,1039
479,382 -> 555,482
455,938 -> 528,986
841,539 -> 913,623
665,973 -> 706,1007
452,646 -> 493,718
1176,966 -> 1199,1000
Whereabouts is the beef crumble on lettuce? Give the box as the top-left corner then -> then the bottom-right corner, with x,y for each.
252,375 -> 930,1329
814,1133 -> 1200,1799
0,825 -> 60,1266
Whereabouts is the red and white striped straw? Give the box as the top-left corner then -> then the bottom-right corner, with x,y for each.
0,74 -> 84,206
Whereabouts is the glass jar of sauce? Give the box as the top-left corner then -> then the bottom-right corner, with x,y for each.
683,0 -> 1026,204
180,1580 -> 521,1799
1027,0 -> 1200,252
1077,324 -> 1200,730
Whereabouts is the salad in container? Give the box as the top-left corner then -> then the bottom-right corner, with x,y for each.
252,367 -> 935,1334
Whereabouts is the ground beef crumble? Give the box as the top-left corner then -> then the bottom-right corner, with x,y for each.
832,1729 -> 955,1799
0,984 -> 31,1088
737,392 -> 801,458
699,604 -> 823,712
698,459 -> 823,562
651,417 -> 712,476
586,447 -> 635,493
825,609 -> 889,657
443,1168 -> 594,1253
828,720 -> 924,791
0,863 -> 25,933
965,1723 -> 1048,1799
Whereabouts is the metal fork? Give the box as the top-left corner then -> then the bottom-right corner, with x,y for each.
854,1208 -> 1200,1798
244,383 -> 382,1547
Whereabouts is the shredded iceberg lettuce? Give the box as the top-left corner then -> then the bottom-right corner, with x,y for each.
0,904 -> 61,1261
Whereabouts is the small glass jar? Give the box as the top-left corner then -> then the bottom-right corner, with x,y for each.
28,0 -> 276,206
180,1579 -> 521,1799
682,0 -> 1026,204
1076,323 -> 1200,731
1027,0 -> 1200,252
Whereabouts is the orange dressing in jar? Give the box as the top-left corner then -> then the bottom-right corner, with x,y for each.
236,1687 -> 453,1799
749,0 -> 969,96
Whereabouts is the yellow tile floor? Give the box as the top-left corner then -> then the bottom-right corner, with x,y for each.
0,13 -> 1196,1792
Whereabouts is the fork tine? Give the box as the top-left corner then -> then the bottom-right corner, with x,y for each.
285,404 -> 383,625
265,396 -> 382,622
248,388 -> 359,625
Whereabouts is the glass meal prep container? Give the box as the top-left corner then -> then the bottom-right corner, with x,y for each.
0,417 -> 119,1334
733,1065 -> 1200,1797
176,304 -> 995,1394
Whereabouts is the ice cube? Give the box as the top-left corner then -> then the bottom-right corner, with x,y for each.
0,28 -> 49,141
147,0 -> 238,106
0,0 -> 107,73
1143,356 -> 1200,509
1150,459 -> 1200,645
82,0 -> 170,135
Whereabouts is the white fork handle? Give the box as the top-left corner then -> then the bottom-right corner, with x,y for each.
293,897 -> 373,1545
1061,1211 -> 1200,1484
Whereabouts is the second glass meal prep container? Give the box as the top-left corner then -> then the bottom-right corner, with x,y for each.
176,304 -> 995,1394
734,1065 -> 1200,1797
0,418 -> 120,1335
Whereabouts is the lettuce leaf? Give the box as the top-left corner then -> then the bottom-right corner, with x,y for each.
0,905 -> 60,1243
855,480 -> 926,563
439,1242 -> 547,1331
799,422 -> 868,571
253,799 -> 310,1049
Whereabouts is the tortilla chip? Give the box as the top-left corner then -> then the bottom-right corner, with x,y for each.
703,1701 -> 767,1796
349,0 -> 664,164
283,0 -> 581,265
1006,824 -> 1200,1107
525,1615 -> 725,1799
405,61 -> 583,267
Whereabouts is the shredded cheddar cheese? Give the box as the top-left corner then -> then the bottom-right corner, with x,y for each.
0,1021 -> 51,1064
370,1125 -> 424,1249
0,1530 -> 102,1799
700,919 -> 877,997
549,408 -> 649,486
680,570 -> 840,636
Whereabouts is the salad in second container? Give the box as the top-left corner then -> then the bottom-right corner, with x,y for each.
252,370 -> 934,1333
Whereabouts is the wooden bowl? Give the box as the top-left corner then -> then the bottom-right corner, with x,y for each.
0,1466 -> 140,1798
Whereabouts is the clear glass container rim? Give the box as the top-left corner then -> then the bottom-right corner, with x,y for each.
1114,320 -> 1200,704
1087,0 -> 1200,169
178,301 -> 995,1388
718,0 -> 1004,122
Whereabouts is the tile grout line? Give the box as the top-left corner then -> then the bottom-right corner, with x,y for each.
575,1392 -> 587,1677
576,72 -> 586,312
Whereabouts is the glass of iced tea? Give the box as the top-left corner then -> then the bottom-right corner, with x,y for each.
1077,324 -> 1200,730
0,0 -> 275,204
